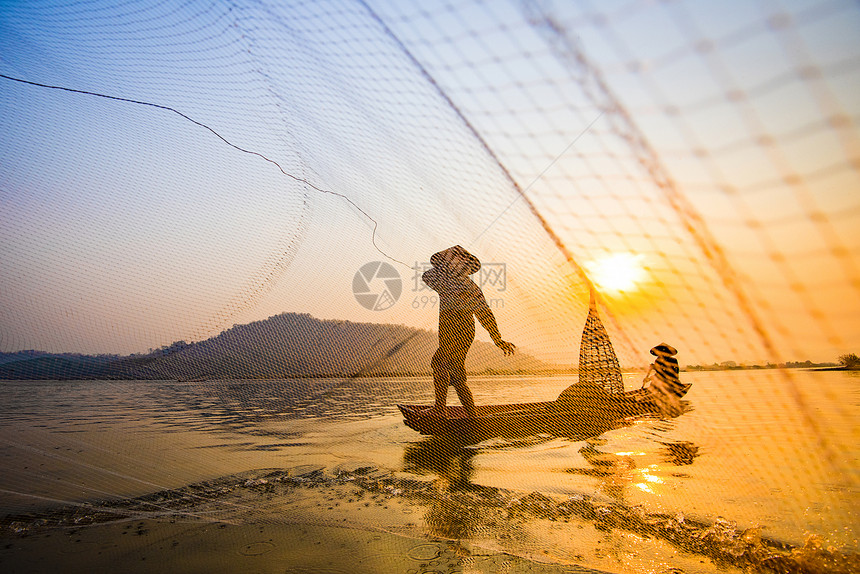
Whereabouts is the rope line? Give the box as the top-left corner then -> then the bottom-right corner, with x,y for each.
0,73 -> 410,269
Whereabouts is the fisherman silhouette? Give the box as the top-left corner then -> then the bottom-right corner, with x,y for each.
421,246 -> 516,418
642,343 -> 690,416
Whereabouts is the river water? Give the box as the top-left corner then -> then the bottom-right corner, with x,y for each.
0,370 -> 857,572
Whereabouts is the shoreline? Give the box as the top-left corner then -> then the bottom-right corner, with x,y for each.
3,465 -> 857,574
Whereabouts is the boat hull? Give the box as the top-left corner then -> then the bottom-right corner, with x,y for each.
398,388 -> 673,439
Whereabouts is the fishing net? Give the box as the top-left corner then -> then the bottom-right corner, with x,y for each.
1,1 -> 858,572
577,301 -> 624,395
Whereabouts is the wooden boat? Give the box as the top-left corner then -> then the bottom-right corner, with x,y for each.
398,383 -> 690,438
400,298 -> 691,439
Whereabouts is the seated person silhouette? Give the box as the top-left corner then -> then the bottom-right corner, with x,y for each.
421,246 -> 516,418
644,343 -> 689,416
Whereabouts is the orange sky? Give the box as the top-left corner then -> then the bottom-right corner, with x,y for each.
1,1 -> 857,366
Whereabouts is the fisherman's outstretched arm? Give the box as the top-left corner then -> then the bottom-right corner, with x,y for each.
475,305 -> 516,356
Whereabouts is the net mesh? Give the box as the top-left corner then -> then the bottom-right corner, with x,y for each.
1,0 -> 858,572
578,301 -> 625,395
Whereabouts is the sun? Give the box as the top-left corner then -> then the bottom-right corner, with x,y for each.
586,253 -> 646,294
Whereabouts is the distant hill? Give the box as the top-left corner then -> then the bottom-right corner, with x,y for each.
0,313 -> 554,380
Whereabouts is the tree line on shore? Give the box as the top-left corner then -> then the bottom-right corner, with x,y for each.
685,354 -> 859,371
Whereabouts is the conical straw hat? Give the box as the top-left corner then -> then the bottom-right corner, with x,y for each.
650,343 -> 678,357
430,245 -> 481,274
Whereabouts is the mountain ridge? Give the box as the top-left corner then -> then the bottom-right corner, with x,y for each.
0,312 -> 557,380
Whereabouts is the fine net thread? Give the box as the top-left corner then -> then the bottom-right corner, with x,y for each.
0,0 -> 857,564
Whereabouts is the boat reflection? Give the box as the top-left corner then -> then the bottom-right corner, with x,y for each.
571,439 -> 638,503
401,417 -> 640,496
659,440 -> 700,466
401,402 -> 698,542
402,435 -> 480,539
403,435 -> 478,492
567,435 -> 701,505
400,424 -> 659,540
